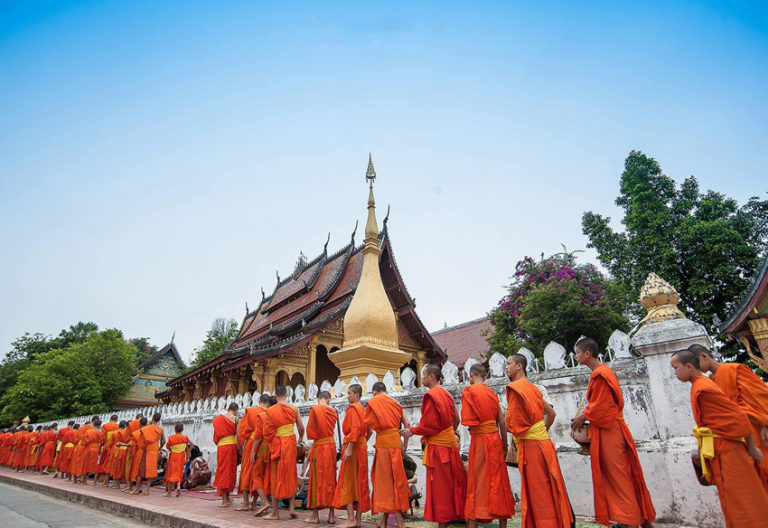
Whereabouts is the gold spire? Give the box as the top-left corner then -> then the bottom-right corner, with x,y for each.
638,272 -> 686,324
364,154 -> 379,245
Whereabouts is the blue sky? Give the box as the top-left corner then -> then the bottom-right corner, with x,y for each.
1,1 -> 766,363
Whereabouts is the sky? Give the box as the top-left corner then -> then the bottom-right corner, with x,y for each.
1,1 -> 766,364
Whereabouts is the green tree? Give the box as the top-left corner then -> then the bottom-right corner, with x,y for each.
0,329 -> 136,425
129,337 -> 158,365
189,318 -> 239,370
582,150 -> 768,349
489,252 -> 629,357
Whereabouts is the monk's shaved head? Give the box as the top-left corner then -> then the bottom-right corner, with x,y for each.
575,337 -> 599,357
259,393 -> 271,404
469,363 -> 487,379
275,385 -> 288,397
688,344 -> 711,358
510,354 -> 528,372
348,384 -> 362,397
175,423 -> 184,433
422,364 -> 443,382
672,349 -> 699,369
318,390 -> 331,400
139,417 -> 148,426
371,381 -> 387,394
228,402 -> 239,412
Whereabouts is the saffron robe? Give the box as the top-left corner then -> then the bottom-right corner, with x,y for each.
306,404 -> 338,509
24,432 -> 38,468
410,385 -> 467,523
585,364 -> 655,526
81,427 -> 102,475
365,394 -> 410,514
38,430 -> 57,468
264,402 -> 298,499
165,433 -> 188,483
58,428 -> 76,473
71,425 -> 92,476
333,402 -> 371,511
506,378 -> 573,528
237,406 -> 263,493
129,428 -> 144,482
124,419 -> 141,481
52,426 -> 70,470
713,362 -> 768,492
213,414 -> 237,496
691,375 -> 768,527
250,409 -> 270,492
97,422 -> 119,474
111,428 -> 130,478
140,424 -> 163,479
461,382 -> 515,520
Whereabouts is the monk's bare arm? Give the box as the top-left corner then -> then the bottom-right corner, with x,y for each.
496,406 -> 508,451
453,404 -> 460,430
544,401 -> 556,431
746,433 -> 764,461
295,411 -> 305,441
401,410 -> 411,430
250,439 -> 261,463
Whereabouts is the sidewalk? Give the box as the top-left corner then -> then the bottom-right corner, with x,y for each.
0,468 -> 701,528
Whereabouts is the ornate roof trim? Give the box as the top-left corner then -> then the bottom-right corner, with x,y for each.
137,341 -> 187,371
721,255 -> 768,334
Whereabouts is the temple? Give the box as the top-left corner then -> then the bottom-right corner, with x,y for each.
117,339 -> 186,407
156,157 -> 444,403
720,256 -> 768,370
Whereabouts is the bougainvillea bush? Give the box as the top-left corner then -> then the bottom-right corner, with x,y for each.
488,252 -> 629,357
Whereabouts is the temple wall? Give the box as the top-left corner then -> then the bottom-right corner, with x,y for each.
34,318 -> 725,527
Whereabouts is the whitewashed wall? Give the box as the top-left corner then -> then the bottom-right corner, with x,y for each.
34,318 -> 723,527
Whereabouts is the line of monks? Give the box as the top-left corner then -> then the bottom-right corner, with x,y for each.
3,337 -> 768,528
0,411 -> 193,497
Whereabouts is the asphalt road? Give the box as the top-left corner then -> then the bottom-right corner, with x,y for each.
0,482 -> 151,528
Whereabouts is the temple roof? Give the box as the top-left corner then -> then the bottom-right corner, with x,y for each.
720,255 -> 768,335
138,341 -> 186,372
167,225 -> 445,388
431,317 -> 493,369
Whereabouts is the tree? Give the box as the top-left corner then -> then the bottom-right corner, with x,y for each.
582,150 -> 768,352
489,251 -> 629,357
189,318 -> 239,370
129,337 -> 158,365
0,329 -> 137,425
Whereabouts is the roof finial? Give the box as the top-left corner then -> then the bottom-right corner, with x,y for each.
170,331 -> 175,345
324,232 -> 331,252
261,287 -> 266,301
245,301 -> 249,314
383,204 -> 391,229
350,219 -> 358,242
366,153 -> 376,187
276,269 -> 281,283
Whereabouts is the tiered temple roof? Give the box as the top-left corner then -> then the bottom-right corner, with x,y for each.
164,222 -> 445,392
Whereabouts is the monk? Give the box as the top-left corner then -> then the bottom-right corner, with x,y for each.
333,384 -> 371,528
124,414 -> 143,492
213,402 -> 239,507
165,423 -> 192,497
126,417 -> 148,492
695,344 -> 768,492
26,426 -> 43,471
71,417 -> 95,483
506,354 -> 574,528
571,337 -> 656,528
263,385 -> 305,520
671,348 -> 768,527
305,390 -> 339,524
401,364 -> 467,528
236,397 -> 266,511
111,421 -> 131,489
61,423 -> 79,479
80,419 -> 103,486
250,393 -> 273,517
365,382 -> 410,528
133,413 -> 164,495
52,421 -> 74,478
97,414 -> 120,484
461,363 -> 515,528
38,424 -> 58,474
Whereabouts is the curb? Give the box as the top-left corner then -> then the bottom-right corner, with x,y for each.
0,473 -> 218,528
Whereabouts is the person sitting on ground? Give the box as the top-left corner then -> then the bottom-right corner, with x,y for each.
182,446 -> 212,490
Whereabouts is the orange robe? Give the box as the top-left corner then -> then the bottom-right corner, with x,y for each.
13,432 -> 27,469
58,428 -> 76,473
713,363 -> 768,492
264,402 -> 298,499
585,364 -> 655,526
365,394 -> 410,514
306,405 -> 338,509
250,409 -> 270,492
111,428 -> 130,479
506,378 -> 573,528
81,427 -> 102,475
71,425 -> 92,476
129,428 -> 144,482
690,375 -> 768,527
333,402 -> 370,511
125,419 -> 141,481
237,406 -> 263,493
38,430 -> 57,468
26,432 -> 40,468
97,422 -> 119,474
213,414 -> 238,496
53,427 -> 71,470
461,382 -> 515,521
165,433 -> 188,483
410,385 -> 467,523
140,424 -> 163,479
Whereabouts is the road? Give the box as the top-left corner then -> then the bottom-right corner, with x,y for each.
0,482 -> 151,528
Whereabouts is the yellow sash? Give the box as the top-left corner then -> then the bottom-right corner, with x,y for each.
693,427 -> 744,479
469,420 -> 497,434
313,436 -> 335,446
423,426 -> 458,464
170,444 -> 187,453
64,442 -> 74,448
276,424 -> 295,437
56,440 -> 62,452
375,428 -> 401,449
217,435 -> 237,447
118,446 -> 128,450
106,431 -> 115,441
513,420 -> 549,450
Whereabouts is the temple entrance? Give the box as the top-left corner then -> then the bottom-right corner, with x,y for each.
275,370 -> 289,388
315,344 -> 341,385
290,372 -> 306,389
